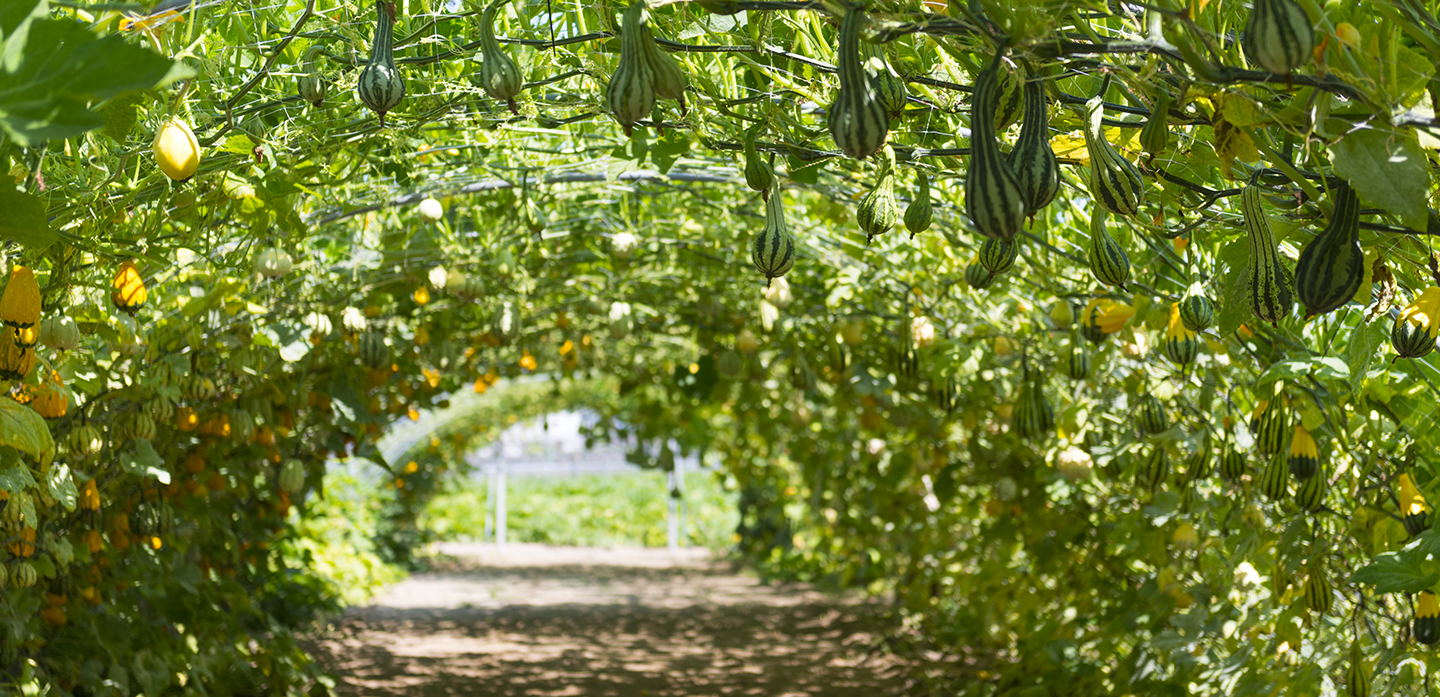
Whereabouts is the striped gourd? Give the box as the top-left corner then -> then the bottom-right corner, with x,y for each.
1179,290 -> 1215,332
1259,450 -> 1289,501
357,1 -> 406,126
904,171 -> 933,238
1295,464 -> 1327,512
1219,443 -> 1246,481
1252,397 -> 1289,455
1304,562 -> 1333,614
752,183 -> 796,284
1137,394 -> 1168,435
1241,0 -> 1314,76
492,300 -> 522,344
934,374 -> 959,414
1013,372 -> 1054,440
1067,342 -> 1091,380
477,0 -> 524,114
1346,640 -> 1371,697
1241,184 -> 1293,324
895,327 -> 919,380
1418,591 -> 1440,645
1139,88 -> 1171,159
297,46 -> 327,108
639,3 -> 688,113
964,64 -> 1027,241
607,1 -> 657,135
359,331 -> 389,369
743,126 -> 774,198
1185,431 -> 1213,483
1088,208 -> 1131,289
1083,95 -> 1144,217
1005,79 -> 1060,217
828,8 -> 888,160
1295,180 -> 1364,318
991,63 -> 1023,131
965,261 -> 994,289
1287,424 -> 1317,479
858,146 -> 899,243
1393,287 -> 1440,359
1162,303 -> 1200,367
979,238 -> 1019,276
866,42 -> 908,119
1137,446 -> 1169,490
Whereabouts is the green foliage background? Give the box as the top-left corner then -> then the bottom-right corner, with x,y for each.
2,0 -> 1440,694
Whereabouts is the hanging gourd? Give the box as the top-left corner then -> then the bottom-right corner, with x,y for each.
752,183 -> 796,285
153,117 -> 200,181
828,7 -> 888,160
297,45 -> 328,108
357,1 -> 406,126
111,260 -> 147,314
0,266 -> 41,349
964,61 -> 1026,241
607,1 -> 658,134
476,0 -> 524,114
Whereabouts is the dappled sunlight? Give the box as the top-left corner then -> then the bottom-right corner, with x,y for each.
314,545 -> 926,696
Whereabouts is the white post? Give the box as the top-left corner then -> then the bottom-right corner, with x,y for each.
666,465 -> 679,554
496,461 -> 508,552
484,465 -> 495,542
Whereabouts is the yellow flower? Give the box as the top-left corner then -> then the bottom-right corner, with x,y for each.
1408,288 -> 1440,337
1165,303 -> 1196,342
1401,473 -> 1432,517
1082,298 -> 1136,335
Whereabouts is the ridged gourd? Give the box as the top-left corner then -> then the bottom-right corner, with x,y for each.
1241,0 -> 1315,76
1005,79 -> 1060,217
752,183 -> 797,285
1083,94 -> 1145,217
1241,184 -> 1293,325
857,145 -> 899,243
477,0 -> 524,114
964,63 -> 1027,241
743,126 -> 774,198
357,1 -> 406,127
828,8 -> 889,160
904,171 -> 933,238
979,238 -> 1019,277
606,1 -> 658,135
1088,208 -> 1130,289
1295,180 -> 1364,318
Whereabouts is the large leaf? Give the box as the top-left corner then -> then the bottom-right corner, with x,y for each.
0,1 -> 191,145
1350,529 -> 1440,593
0,185 -> 55,249
1332,126 -> 1428,228
0,398 -> 53,466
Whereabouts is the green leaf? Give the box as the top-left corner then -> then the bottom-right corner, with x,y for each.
128,439 -> 169,484
1347,320 -> 1386,393
1216,238 -> 1250,336
98,91 -> 145,143
0,10 -> 191,145
0,186 -> 56,250
1332,127 -> 1428,227
1350,530 -> 1440,593
0,454 -> 37,494
47,463 -> 77,511
0,398 -> 53,465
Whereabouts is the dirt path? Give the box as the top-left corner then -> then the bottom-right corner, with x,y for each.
313,543 -> 915,696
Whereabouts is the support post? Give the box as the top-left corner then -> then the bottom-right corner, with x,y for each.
496,461 -> 508,551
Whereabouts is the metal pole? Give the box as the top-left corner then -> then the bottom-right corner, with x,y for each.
496,461 -> 508,552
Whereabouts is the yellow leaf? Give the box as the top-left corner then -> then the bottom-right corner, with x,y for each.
1052,133 -> 1088,163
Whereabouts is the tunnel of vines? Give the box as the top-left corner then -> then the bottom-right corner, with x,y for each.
3,0 -> 1440,693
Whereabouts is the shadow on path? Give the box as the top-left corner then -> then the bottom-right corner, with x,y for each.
311,544 -> 916,696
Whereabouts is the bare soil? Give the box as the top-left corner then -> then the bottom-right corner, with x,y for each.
311,543 -> 916,696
